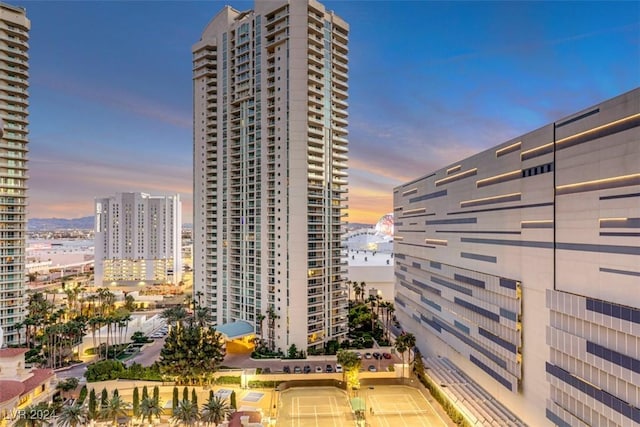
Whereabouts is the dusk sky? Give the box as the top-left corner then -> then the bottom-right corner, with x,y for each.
23,0 -> 639,224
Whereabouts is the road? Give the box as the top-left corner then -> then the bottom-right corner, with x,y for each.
125,336 -> 167,367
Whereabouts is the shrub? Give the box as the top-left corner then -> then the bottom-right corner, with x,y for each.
85,360 -> 126,382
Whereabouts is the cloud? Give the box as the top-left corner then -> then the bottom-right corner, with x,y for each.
33,73 -> 191,129
28,153 -> 193,221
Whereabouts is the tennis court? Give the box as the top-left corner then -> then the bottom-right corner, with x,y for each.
365,385 -> 446,427
277,387 -> 353,427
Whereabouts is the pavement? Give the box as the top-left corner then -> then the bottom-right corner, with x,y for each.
224,349 -> 400,373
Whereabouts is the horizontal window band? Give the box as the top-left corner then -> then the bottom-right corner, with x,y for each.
470,355 -> 512,390
555,108 -> 600,128
521,220 -> 553,229
462,237 -> 553,249
409,189 -> 447,203
461,193 -> 521,208
426,217 -> 477,225
600,192 -> 640,201
446,164 -> 462,175
448,202 -> 553,216
586,340 -> 640,374
600,218 -> 640,228
476,170 -> 522,188
397,242 -> 436,249
435,168 -> 478,187
521,143 -> 553,161
436,230 -> 521,235
557,174 -> 640,196
557,242 -> 640,256
599,267 -> 640,277
556,112 -> 640,151
461,252 -> 497,263
495,141 -> 521,157
600,232 -> 640,237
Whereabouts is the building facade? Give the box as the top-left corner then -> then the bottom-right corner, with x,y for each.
0,3 -> 28,345
193,0 -> 349,350
394,89 -> 639,426
94,192 -> 182,286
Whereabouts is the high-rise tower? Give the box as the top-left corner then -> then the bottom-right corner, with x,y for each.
94,192 -> 182,286
193,0 -> 349,350
0,3 -> 29,345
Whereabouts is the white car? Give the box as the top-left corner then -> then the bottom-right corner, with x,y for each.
335,364 -> 343,373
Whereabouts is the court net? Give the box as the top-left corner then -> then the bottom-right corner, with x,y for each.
289,409 -> 346,418
371,408 -> 429,416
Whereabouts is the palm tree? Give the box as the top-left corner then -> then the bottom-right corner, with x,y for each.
256,312 -> 266,338
201,395 -> 231,426
394,332 -> 417,379
140,396 -> 164,425
13,405 -> 44,427
101,394 -> 131,426
57,403 -> 88,427
266,306 -> 279,351
359,281 -> 367,302
171,399 -> 200,427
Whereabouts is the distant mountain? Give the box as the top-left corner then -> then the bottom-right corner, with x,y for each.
28,216 -> 94,231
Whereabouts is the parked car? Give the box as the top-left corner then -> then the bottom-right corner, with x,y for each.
355,352 -> 362,359
364,352 -> 373,359
283,366 -> 291,373
303,365 -> 312,374
335,364 -> 343,373
373,352 -> 381,359
293,366 -> 302,374
383,352 -> 392,359
368,365 -> 377,372
315,366 -> 323,373
326,364 -> 333,373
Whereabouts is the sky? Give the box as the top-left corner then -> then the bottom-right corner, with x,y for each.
21,0 -> 640,224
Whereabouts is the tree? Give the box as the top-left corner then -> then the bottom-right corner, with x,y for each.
192,388 -> 198,406
100,388 -> 109,409
171,399 -> 200,427
57,403 -> 88,427
142,385 -> 149,400
173,386 -> 179,412
183,386 -> 189,402
160,305 -> 188,325
337,350 -> 362,393
56,377 -> 79,400
201,395 -> 231,426
256,312 -> 266,339
153,385 -> 160,404
101,394 -> 131,426
132,387 -> 140,418
131,331 -> 149,344
13,403 -> 52,427
158,319 -> 225,385
394,332 -> 417,379
88,389 -> 98,420
230,391 -> 237,410
266,306 -> 279,351
140,396 -> 164,425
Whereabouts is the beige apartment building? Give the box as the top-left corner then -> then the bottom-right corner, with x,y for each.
394,89 -> 640,426
193,0 -> 349,351
0,3 -> 28,345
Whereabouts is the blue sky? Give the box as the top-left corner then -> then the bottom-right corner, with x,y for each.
23,0 -> 640,223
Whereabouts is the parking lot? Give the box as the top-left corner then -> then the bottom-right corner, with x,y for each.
224,349 -> 399,374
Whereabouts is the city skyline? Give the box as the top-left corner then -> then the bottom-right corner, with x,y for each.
22,0 -> 640,223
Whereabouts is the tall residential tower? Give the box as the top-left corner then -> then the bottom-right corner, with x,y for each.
0,3 -> 28,345
193,0 -> 349,350
94,192 -> 182,286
